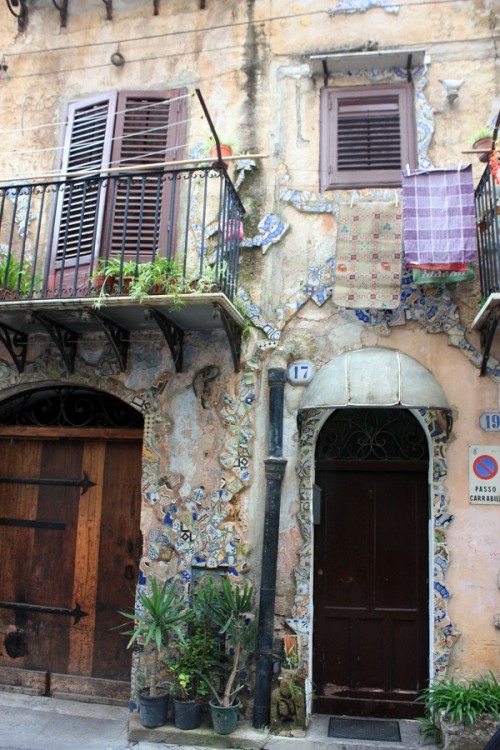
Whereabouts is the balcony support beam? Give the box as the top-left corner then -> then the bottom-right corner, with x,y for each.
146,307 -> 184,373
31,313 -> 78,375
0,322 -> 28,373
216,303 -> 242,373
90,311 -> 129,372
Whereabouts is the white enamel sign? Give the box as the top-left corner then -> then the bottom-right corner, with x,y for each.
287,360 -> 315,385
469,445 -> 500,504
479,412 -> 500,432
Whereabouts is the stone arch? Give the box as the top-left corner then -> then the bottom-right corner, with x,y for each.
287,348 -> 458,691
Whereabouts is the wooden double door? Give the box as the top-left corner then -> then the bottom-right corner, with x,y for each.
313,461 -> 429,718
0,429 -> 142,697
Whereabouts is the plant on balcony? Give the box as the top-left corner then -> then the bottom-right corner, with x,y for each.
0,255 -> 40,299
489,138 -> 499,185
204,133 -> 238,167
129,256 -> 185,306
470,127 -> 493,163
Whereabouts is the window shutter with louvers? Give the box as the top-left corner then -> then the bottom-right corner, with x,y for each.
320,83 -> 416,191
49,92 -> 117,295
104,89 -> 188,265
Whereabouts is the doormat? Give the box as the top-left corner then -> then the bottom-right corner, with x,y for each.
328,717 -> 401,742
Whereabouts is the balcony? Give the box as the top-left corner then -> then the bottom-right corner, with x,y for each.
471,158 -> 500,374
0,166 -> 245,374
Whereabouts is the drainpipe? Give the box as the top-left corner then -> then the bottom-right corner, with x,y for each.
253,367 -> 287,728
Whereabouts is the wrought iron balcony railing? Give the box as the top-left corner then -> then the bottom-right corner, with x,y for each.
476,162 -> 500,298
0,166 -> 244,304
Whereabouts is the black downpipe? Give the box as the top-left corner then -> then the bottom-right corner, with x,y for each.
253,368 -> 287,728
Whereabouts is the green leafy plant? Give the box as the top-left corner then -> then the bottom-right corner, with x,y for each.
129,256 -> 184,304
193,576 -> 256,707
233,296 -> 253,342
470,127 -> 493,147
168,611 -> 216,701
117,577 -> 187,697
417,714 -> 442,745
418,673 -> 500,728
0,254 -> 41,298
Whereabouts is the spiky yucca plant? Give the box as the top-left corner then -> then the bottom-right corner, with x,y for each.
118,577 -> 186,696
194,577 -> 256,707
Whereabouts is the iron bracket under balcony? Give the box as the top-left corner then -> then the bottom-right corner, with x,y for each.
0,295 -> 243,375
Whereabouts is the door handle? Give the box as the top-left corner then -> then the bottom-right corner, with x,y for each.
124,565 -> 134,581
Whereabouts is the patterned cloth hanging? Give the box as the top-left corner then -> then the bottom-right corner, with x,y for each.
333,201 -> 402,309
402,165 -> 476,266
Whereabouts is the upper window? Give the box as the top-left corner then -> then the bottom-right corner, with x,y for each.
320,83 -> 417,191
49,88 -> 187,292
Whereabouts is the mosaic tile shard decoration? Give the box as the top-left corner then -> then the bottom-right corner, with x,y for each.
241,213 -> 289,253
329,0 -> 400,14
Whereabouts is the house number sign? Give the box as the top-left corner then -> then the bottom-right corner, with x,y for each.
479,412 -> 500,432
287,360 -> 315,385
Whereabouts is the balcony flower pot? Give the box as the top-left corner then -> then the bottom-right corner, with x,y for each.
138,689 -> 170,728
470,128 -> 493,163
209,143 -> 233,168
210,699 -> 241,735
473,137 -> 493,163
173,698 -> 202,730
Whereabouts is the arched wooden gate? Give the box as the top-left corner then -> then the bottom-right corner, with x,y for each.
0,386 -> 143,702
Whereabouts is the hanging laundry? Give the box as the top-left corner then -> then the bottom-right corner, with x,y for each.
411,265 -> 474,284
402,165 -> 476,265
333,201 -> 402,309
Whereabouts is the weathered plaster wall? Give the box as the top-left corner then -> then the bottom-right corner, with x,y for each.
0,0 -> 499,703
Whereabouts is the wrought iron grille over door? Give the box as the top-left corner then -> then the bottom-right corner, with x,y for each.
315,407 -> 428,461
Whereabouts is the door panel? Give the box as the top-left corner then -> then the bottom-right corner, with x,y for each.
0,434 -> 142,697
313,465 -> 428,717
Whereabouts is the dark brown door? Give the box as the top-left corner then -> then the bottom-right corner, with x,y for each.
0,431 -> 142,696
313,462 -> 429,718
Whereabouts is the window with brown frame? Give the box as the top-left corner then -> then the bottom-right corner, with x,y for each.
49,88 -> 187,293
320,83 -> 417,191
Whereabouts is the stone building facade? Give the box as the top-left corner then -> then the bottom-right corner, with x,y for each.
0,0 -> 499,730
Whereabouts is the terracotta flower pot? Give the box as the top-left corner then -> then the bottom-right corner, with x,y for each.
473,136 -> 493,163
210,144 -> 233,168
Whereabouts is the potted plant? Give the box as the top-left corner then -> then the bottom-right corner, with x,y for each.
0,255 -> 41,299
470,127 -> 493,163
129,255 -> 185,306
168,610 -> 216,730
204,133 -> 238,168
418,672 -> 500,749
117,576 -> 186,728
193,576 -> 256,735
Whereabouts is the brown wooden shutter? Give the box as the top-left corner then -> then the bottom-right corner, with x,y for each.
320,84 -> 416,191
49,93 -> 117,294
104,89 -> 188,264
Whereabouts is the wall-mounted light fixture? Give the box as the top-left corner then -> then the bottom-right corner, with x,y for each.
439,79 -> 464,107
0,54 -> 7,74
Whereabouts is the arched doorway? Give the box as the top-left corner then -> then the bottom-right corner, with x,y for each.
0,386 -> 143,701
312,407 -> 429,718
